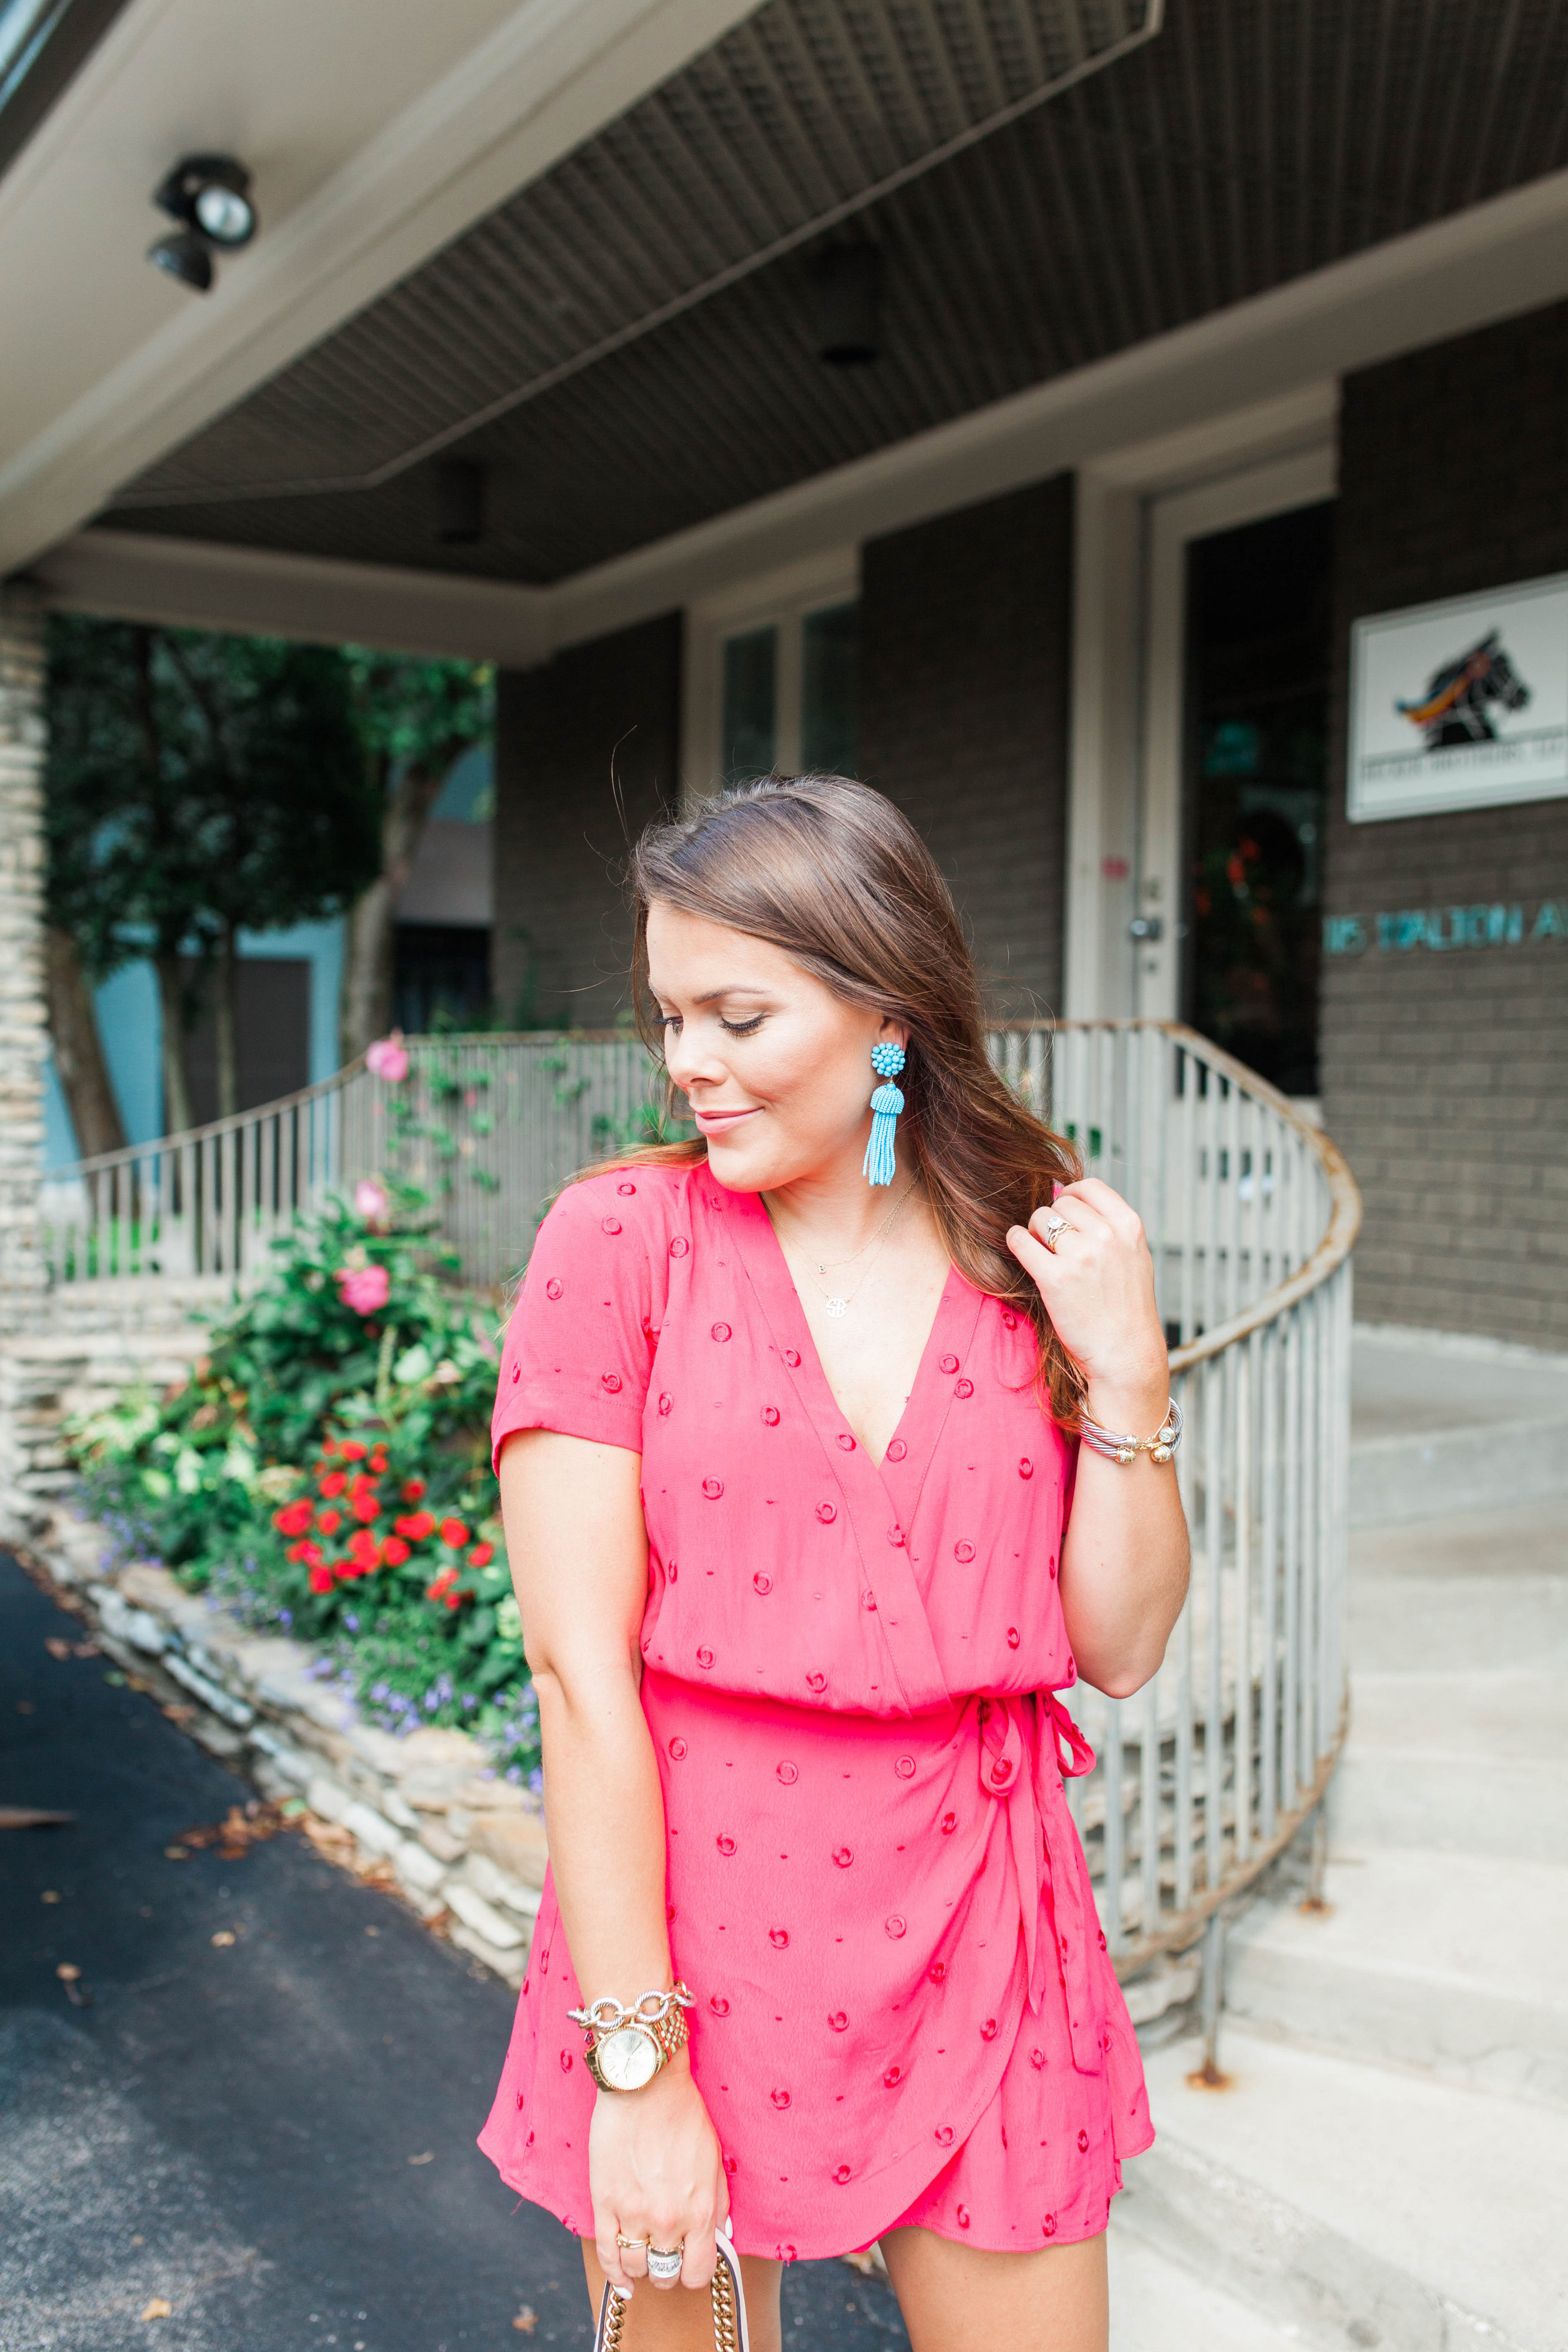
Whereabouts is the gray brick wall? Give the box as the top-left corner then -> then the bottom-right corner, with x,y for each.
492,613 -> 681,1029
1323,302 -> 1568,1346
858,477 -> 1073,1021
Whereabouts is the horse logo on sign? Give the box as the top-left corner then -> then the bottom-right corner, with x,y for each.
1395,630 -> 1530,750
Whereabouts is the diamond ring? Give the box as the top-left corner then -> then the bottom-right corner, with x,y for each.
1040,1213 -> 1071,1253
646,2244 -> 684,2281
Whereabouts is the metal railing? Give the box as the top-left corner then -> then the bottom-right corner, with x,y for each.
1015,1022 -> 1360,1980
39,1034 -> 661,1288
42,1018 -> 1359,1982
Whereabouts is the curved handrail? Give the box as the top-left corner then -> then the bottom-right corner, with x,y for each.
42,1017 -> 1358,2004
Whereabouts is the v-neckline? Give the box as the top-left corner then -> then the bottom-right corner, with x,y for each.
728,1182 -> 982,1486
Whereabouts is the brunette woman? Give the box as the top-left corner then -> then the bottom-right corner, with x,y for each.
479,776 -> 1189,2350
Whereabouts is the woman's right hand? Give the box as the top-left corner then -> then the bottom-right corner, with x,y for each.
589,2054 -> 729,2298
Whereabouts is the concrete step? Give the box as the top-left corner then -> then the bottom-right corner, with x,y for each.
1330,1671 -> 1568,1859
1347,1500 -> 1568,1673
1108,2220 -> 1330,2350
1223,1847 -> 1568,2109
1351,1326 -> 1568,1528
1123,2026 -> 1568,2352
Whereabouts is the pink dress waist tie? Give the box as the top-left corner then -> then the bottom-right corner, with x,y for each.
975,1689 -> 1107,2070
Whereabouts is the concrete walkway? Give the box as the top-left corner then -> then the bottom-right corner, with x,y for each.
0,1553 -> 909,2352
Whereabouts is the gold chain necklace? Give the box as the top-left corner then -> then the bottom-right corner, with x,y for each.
799,1181 -> 920,1318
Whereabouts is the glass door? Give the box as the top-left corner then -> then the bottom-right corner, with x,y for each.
1183,503 -> 1334,1097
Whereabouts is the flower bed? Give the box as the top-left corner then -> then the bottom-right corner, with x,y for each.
69,1170 -> 539,1785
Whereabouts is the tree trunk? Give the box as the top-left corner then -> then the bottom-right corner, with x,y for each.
44,928 -> 126,1161
339,744 -> 469,1060
215,922 -> 239,1121
155,952 -> 195,1136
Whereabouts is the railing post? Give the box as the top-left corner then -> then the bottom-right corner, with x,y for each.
1196,1909 -> 1228,2084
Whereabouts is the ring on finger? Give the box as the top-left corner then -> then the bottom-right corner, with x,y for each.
646,2243 -> 684,2282
1039,1213 -> 1071,1253
616,2232 -> 650,2259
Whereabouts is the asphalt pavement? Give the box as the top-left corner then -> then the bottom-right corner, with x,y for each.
1,1550 -> 911,2352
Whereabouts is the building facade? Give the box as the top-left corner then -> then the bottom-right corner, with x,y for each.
4,1 -> 1568,1345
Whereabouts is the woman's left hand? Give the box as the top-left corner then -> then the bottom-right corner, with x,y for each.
1006,1178 -> 1168,1428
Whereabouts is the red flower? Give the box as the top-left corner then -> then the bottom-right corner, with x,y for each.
317,1508 -> 342,1535
320,1438 -> 339,1457
439,1517 -> 470,1549
467,1542 -> 494,1569
396,1511 -> 436,1542
347,1526 -> 380,1565
317,1470 -> 347,1499
339,1439 -> 368,1462
380,1536 -> 410,1567
425,1566 -> 459,1602
287,1538 -> 324,1568
443,1589 -> 463,1611
400,1478 -> 426,1504
273,1499 -> 313,1538
351,1491 -> 380,1524
369,1456 -> 389,1478
307,1563 -> 336,1594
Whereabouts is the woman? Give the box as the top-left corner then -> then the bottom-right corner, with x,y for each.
479,776 -> 1189,2351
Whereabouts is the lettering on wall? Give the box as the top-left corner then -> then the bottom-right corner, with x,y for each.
1349,573 -> 1568,823
1323,901 -> 1568,956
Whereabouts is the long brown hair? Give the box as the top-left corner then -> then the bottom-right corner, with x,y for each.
599,773 -> 1084,1427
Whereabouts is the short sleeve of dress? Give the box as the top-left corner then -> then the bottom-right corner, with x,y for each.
491,1171 -> 661,1467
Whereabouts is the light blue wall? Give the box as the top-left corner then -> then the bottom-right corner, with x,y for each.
43,917 -> 346,1167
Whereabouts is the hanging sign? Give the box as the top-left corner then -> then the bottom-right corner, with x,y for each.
1348,572 -> 1568,822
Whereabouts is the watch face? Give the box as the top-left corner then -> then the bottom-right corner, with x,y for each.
597,2025 -> 660,2091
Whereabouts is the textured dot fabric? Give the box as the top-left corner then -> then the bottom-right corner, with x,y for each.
477,1164 -> 1152,2259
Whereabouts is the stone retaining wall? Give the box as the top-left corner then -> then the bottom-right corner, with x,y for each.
31,1499 -> 546,1990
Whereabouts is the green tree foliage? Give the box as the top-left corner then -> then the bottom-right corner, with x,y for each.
45,617 -> 380,1130
338,652 -> 494,1058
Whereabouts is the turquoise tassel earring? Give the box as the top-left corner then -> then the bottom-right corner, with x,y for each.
863,1041 -> 906,1187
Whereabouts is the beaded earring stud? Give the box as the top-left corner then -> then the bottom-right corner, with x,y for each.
863,1041 -> 907,1187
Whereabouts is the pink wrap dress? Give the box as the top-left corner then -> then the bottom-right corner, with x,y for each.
478,1162 -> 1152,2259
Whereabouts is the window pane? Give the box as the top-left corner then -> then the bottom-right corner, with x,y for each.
801,600 -> 859,775
721,626 -> 778,781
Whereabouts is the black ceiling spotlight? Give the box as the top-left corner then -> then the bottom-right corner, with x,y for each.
436,457 -> 487,546
811,240 -> 884,366
147,155 -> 257,294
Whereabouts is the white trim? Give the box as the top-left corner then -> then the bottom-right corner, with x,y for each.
1136,443 -> 1337,1020
0,0 -> 767,576
1062,386 -> 1338,1019
680,547 -> 858,807
34,529 -> 550,666
1063,471 -> 1141,1019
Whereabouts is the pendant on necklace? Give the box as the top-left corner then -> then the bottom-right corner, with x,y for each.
825,1296 -> 850,1318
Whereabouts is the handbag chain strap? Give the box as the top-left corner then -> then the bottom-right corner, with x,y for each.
597,2256 -> 741,2352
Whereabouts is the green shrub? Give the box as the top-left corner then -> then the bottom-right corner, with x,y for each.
71,1180 -> 539,1780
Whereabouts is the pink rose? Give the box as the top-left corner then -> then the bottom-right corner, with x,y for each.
365,1031 -> 409,1083
336,1262 -> 391,1315
354,1177 -> 392,1228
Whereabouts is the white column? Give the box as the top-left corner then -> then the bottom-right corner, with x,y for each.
1063,468 -> 1139,1019
0,585 -> 48,1334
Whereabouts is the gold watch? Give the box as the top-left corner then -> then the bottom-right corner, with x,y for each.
568,1983 -> 694,2092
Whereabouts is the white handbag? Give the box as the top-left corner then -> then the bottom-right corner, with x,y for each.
593,2221 -> 749,2352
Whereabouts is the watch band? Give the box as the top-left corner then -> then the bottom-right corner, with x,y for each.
581,1995 -> 689,2090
